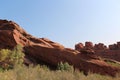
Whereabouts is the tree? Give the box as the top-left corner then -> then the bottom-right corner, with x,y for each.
0,44 -> 25,70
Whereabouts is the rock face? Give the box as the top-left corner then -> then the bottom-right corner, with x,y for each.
85,42 -> 94,49
0,19 -> 119,76
109,42 -> 120,50
75,43 -> 84,51
75,42 -> 120,63
94,43 -> 107,50
75,42 -> 107,51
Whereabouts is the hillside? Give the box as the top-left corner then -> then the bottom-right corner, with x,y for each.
0,19 -> 120,77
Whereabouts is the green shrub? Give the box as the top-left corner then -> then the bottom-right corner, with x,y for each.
10,44 -> 25,65
0,44 -> 25,70
0,49 -> 11,62
57,62 -> 74,72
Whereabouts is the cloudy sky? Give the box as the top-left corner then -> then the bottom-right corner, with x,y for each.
1,0 -> 120,48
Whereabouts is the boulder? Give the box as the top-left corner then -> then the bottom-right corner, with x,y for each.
75,43 -> 84,51
85,42 -> 94,49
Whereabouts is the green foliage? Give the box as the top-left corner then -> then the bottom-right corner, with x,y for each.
0,49 -> 11,62
57,62 -> 74,72
10,44 -> 25,65
0,44 -> 25,70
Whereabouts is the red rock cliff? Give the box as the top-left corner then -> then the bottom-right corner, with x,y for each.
75,42 -> 120,62
0,19 -> 119,76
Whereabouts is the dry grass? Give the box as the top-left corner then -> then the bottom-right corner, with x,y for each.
105,61 -> 120,68
0,65 -> 119,80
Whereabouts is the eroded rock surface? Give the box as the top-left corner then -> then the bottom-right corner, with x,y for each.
0,19 -> 119,76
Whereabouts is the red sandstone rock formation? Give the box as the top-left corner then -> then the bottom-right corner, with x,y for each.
117,42 -> 120,49
75,42 -> 107,51
109,42 -> 120,50
94,43 -> 107,50
109,44 -> 118,50
96,50 -> 120,62
75,42 -> 120,62
85,42 -> 94,49
75,43 -> 84,51
0,19 -> 119,76
96,42 -> 120,62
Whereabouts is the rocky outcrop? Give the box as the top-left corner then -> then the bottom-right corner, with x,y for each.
75,43 -> 84,51
85,42 -> 94,49
109,42 -> 120,50
75,42 -> 107,51
75,42 -> 94,50
0,19 -> 120,76
94,43 -> 107,50
75,41 -> 120,62
96,42 -> 120,62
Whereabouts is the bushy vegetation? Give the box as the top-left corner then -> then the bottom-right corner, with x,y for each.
0,45 -> 120,80
0,45 -> 24,70
57,62 -> 74,72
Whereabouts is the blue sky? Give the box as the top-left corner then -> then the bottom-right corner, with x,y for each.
0,0 -> 120,48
